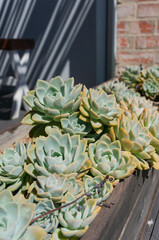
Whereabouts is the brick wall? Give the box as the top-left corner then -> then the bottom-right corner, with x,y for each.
117,0 -> 159,73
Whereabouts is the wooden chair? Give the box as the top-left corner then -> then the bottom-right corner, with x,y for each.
0,39 -> 34,119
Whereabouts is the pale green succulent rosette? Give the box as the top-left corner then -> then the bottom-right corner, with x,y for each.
146,65 -> 159,82
139,109 -> 159,169
142,78 -> 159,100
52,198 -> 101,239
0,189 -> 46,240
79,87 -> 123,135
0,142 -> 29,192
25,129 -> 89,178
22,76 -> 82,125
60,112 -> 92,138
109,113 -> 157,170
33,173 -> 84,203
83,175 -> 113,203
120,65 -> 142,87
88,134 -> 138,179
32,200 -> 59,235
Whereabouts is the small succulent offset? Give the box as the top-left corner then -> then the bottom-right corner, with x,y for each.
0,142 -> 28,192
53,198 -> 101,239
0,189 -> 46,240
88,134 -> 138,178
109,114 -> 156,170
60,112 -> 92,138
25,129 -> 89,178
120,65 -> 142,87
31,200 -> 59,235
79,87 -> 123,134
22,76 -> 82,125
83,175 -> 113,203
33,173 -> 84,203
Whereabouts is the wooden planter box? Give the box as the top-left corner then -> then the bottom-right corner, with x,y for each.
1,124 -> 159,240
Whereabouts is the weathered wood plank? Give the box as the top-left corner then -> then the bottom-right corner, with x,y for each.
151,211 -> 159,240
140,183 -> 159,240
82,170 -> 159,240
0,124 -> 32,151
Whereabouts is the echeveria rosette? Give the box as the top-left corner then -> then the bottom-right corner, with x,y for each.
88,134 -> 138,179
22,76 -> 82,125
120,65 -> 142,87
33,173 -> 84,203
79,87 -> 123,135
0,142 -> 29,192
139,109 -> 159,169
0,189 -> 46,240
83,175 -> 113,203
52,198 -> 101,239
60,112 -> 92,138
142,78 -> 159,100
25,129 -> 90,178
109,114 -> 157,170
147,65 -> 159,82
32,200 -> 59,235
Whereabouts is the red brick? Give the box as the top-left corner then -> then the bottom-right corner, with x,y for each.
117,37 -> 134,49
117,22 -> 126,34
138,3 -> 159,18
119,51 -> 153,65
118,4 -> 136,19
138,21 -> 155,34
136,36 -> 159,49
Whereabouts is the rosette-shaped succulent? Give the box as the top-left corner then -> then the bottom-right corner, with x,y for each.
52,198 -> 101,239
32,200 -> 59,235
25,129 -> 89,178
142,78 -> 159,100
139,109 -> 159,169
119,94 -> 157,119
88,134 -> 138,178
0,189 -> 46,240
83,175 -> 113,203
60,112 -> 92,137
110,114 -> 156,169
99,79 -> 129,98
120,65 -> 142,86
22,76 -> 82,125
147,65 -> 159,81
79,87 -> 123,134
34,173 -> 84,202
0,142 -> 28,191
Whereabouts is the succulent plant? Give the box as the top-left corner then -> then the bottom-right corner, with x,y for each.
0,142 -> 29,192
147,65 -> 159,81
22,76 -> 82,125
79,87 -> 123,134
25,129 -> 90,178
0,189 -> 46,240
142,78 -> 159,100
109,113 -> 157,170
83,175 -> 113,203
52,198 -> 101,239
33,173 -> 84,203
120,65 -> 142,87
88,134 -> 138,178
139,109 -> 159,166
60,112 -> 92,137
32,200 -> 59,235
